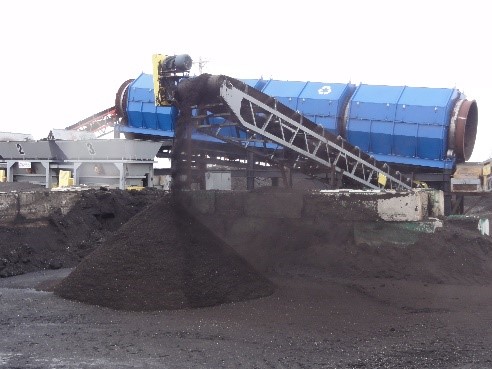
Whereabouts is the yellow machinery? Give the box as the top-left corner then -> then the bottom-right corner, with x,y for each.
152,54 -> 192,106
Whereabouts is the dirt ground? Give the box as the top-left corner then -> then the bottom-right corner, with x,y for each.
1,267 -> 491,368
1,185 -> 492,368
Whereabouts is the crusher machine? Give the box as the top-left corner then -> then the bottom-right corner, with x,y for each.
68,54 -> 485,214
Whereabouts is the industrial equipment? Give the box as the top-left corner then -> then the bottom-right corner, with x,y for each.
0,139 -> 160,189
451,160 -> 492,193
65,53 -> 485,213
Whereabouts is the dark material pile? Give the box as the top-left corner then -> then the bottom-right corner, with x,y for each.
0,188 -> 162,277
54,194 -> 275,311
464,194 -> 492,225
249,217 -> 492,285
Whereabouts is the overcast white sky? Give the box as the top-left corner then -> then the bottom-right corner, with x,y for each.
0,0 -> 490,161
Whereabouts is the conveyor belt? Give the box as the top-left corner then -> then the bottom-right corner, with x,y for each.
65,106 -> 119,137
176,75 -> 413,190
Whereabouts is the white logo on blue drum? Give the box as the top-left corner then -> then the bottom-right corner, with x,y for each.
318,86 -> 332,95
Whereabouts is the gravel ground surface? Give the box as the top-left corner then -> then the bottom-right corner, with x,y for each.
1,268 -> 491,368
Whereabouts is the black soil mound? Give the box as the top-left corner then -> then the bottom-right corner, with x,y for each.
0,188 -> 161,278
341,227 -> 492,284
259,218 -> 492,285
54,194 -> 275,311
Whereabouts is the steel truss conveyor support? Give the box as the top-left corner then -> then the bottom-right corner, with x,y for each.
214,79 -> 412,190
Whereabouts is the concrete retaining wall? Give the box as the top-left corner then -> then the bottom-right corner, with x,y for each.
0,191 -> 80,223
176,189 -> 444,222
0,188 -> 443,224
175,189 -> 446,266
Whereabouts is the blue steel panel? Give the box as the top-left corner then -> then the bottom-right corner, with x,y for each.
142,103 -> 158,129
396,87 -> 459,125
345,83 -> 457,164
372,153 -> 455,170
370,121 -> 394,155
262,80 -> 308,112
156,106 -> 176,131
297,82 -> 355,117
313,116 -> 338,134
345,119 -> 371,152
127,102 -> 143,128
352,84 -> 405,103
349,85 -> 404,121
393,123 -> 418,157
129,74 -> 155,103
417,125 -> 446,160
260,81 -> 355,136
127,102 -> 176,131
126,73 -> 176,131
